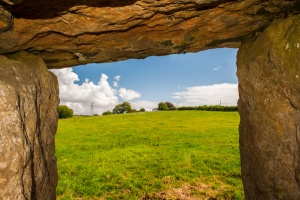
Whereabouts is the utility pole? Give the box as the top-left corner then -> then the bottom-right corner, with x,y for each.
90,103 -> 94,116
220,99 -> 222,106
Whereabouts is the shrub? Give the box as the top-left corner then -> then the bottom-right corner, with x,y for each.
102,111 -> 113,116
158,102 -> 168,110
57,105 -> 73,119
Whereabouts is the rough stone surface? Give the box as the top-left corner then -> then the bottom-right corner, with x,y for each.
0,52 -> 59,199
0,5 -> 13,32
1,0 -> 300,199
0,0 -> 299,68
237,15 -> 300,199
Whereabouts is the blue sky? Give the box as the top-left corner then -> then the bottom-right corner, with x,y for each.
51,48 -> 238,115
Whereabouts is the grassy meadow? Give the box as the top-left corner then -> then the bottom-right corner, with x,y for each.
55,111 -> 243,199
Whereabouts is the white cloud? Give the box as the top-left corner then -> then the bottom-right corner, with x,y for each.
50,68 -> 141,115
113,75 -> 121,88
50,68 -> 130,115
213,66 -> 222,71
114,75 -> 121,81
51,68 -> 118,114
119,88 -> 141,101
113,81 -> 119,88
130,101 -> 158,111
172,83 -> 238,106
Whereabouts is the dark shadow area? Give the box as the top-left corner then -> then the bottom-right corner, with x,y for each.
1,0 -> 138,19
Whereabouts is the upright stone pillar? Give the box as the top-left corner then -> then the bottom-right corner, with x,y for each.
0,52 -> 59,199
237,15 -> 300,199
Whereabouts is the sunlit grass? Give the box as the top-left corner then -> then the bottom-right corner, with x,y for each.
56,111 -> 243,199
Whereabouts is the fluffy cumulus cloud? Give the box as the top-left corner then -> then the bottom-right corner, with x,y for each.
172,83 -> 238,106
50,68 -> 141,115
119,88 -> 141,101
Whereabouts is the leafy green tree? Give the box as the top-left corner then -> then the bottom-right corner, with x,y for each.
165,102 -> 175,109
139,108 -> 145,112
158,102 -> 168,110
57,105 -> 73,119
102,111 -> 112,115
113,102 -> 132,114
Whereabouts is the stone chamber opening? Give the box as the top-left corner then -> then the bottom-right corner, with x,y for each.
51,48 -> 238,116
1,1 -> 300,199
51,48 -> 240,199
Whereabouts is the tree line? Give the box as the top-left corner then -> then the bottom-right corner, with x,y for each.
157,102 -> 237,111
102,101 -> 237,116
102,102 -> 145,115
177,105 -> 238,111
57,101 -> 238,119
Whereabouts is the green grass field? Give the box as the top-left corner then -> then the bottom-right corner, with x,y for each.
55,111 -> 243,199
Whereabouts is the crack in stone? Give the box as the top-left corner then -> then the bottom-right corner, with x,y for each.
16,91 -> 36,199
34,82 -> 51,195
